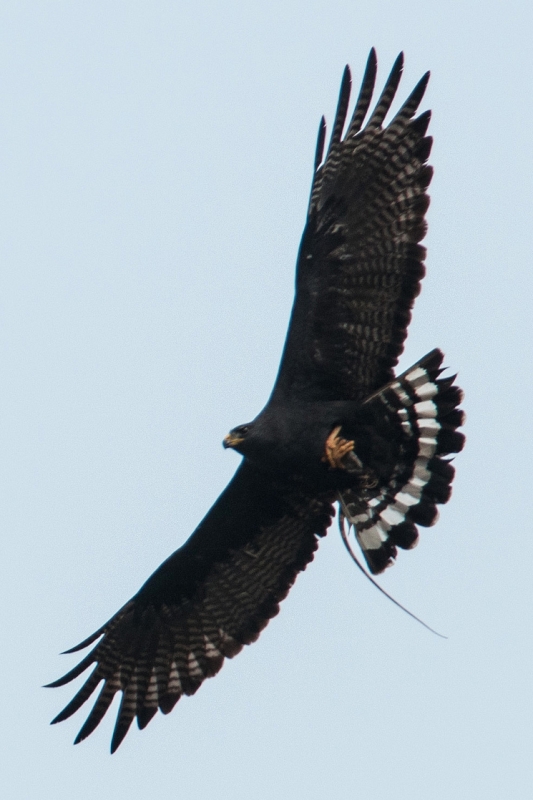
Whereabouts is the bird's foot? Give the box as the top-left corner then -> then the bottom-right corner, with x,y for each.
322,426 -> 355,469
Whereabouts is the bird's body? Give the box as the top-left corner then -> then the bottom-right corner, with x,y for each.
227,400 -> 354,476
48,50 -> 465,752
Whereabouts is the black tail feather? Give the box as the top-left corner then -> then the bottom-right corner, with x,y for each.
342,349 -> 464,574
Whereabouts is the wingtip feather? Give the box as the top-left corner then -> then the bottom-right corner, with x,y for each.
44,648 -> 98,688
398,70 -> 430,117
366,51 -> 404,129
110,716 -> 135,754
347,49 -> 378,136
313,115 -> 327,172
61,628 -> 103,654
328,64 -> 352,151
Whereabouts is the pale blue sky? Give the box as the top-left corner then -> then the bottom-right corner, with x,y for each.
1,2 -> 532,798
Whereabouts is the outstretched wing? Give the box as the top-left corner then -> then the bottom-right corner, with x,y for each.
271,50 -> 433,404
47,464 -> 334,752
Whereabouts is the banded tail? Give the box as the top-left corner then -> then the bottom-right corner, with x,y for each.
342,349 -> 464,574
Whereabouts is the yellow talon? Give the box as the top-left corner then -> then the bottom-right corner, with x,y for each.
322,425 -> 355,469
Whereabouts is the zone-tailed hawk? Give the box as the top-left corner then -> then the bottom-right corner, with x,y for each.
48,50 -> 465,752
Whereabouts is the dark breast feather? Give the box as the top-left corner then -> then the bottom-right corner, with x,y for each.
47,463 -> 334,753
270,49 -> 433,403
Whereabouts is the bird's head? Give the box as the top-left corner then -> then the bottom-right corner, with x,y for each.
223,423 -> 254,455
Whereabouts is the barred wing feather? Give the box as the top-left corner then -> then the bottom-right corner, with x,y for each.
272,50 -> 433,403
47,465 -> 334,752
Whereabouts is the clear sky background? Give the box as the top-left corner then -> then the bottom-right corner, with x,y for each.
1,2 -> 532,798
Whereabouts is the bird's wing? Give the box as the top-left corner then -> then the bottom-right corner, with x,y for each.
271,50 -> 433,404
47,463 -> 334,752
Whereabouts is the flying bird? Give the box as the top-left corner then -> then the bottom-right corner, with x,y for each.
48,50 -> 465,752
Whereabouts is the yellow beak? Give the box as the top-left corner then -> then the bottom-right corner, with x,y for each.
223,433 -> 244,449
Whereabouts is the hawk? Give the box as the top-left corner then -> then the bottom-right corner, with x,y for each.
48,50 -> 465,752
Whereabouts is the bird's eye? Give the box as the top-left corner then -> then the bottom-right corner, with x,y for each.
238,426 -> 249,435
